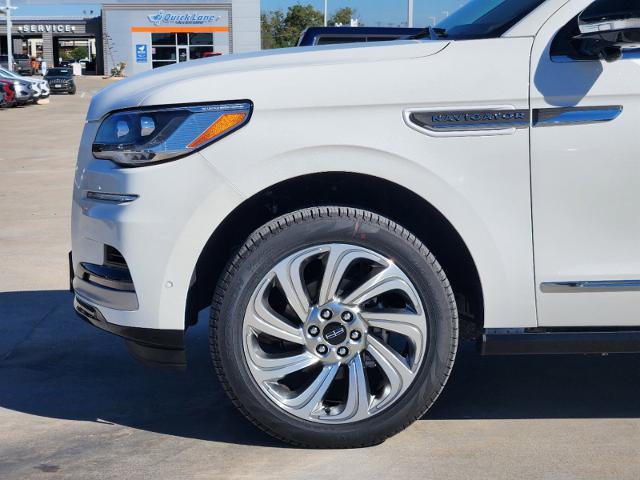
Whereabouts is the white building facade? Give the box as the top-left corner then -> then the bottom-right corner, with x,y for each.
102,1 -> 260,76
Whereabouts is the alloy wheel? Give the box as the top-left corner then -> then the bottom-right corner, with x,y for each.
242,243 -> 428,423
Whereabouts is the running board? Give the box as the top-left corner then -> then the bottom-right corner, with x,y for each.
481,328 -> 640,355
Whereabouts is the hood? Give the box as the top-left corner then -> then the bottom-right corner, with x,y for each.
87,40 -> 449,121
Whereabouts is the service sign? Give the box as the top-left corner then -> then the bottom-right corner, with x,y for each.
18,24 -> 77,33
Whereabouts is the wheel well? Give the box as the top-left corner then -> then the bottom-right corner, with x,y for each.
186,172 -> 484,337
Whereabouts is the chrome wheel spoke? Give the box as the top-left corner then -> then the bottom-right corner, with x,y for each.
248,347 -> 319,384
319,353 -> 370,422
360,311 -> 427,365
272,247 -> 320,322
245,276 -> 305,345
366,335 -> 416,411
283,363 -> 340,416
343,263 -> 420,307
318,245 -> 381,305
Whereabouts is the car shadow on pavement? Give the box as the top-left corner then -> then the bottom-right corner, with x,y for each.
1,290 -> 639,447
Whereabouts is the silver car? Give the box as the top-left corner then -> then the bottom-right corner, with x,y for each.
0,76 -> 34,105
0,67 -> 49,100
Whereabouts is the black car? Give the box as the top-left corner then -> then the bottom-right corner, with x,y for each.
297,26 -> 425,46
44,67 -> 76,95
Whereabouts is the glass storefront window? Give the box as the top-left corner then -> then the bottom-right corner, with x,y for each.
189,46 -> 214,60
151,32 -> 215,68
177,33 -> 189,46
189,33 -> 214,45
152,47 -> 177,61
151,33 -> 176,45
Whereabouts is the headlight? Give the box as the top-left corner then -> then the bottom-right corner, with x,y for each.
92,101 -> 252,166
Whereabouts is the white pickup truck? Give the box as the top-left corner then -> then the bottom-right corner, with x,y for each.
71,0 -> 640,448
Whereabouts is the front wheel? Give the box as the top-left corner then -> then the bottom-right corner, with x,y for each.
211,207 -> 458,448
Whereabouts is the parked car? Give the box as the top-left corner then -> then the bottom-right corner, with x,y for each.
298,26 -> 425,46
13,54 -> 35,75
72,0 -> 640,449
0,79 -> 16,108
0,76 -> 34,105
0,67 -> 49,101
44,67 -> 76,95
0,54 -> 34,75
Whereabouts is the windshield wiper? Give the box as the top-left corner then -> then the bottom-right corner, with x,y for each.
407,27 -> 448,40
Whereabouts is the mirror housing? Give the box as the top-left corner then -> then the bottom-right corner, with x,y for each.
572,2 -> 640,62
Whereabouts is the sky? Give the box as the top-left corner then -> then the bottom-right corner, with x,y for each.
9,1 -> 470,26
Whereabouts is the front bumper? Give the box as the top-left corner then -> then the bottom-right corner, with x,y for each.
49,83 -> 73,93
71,120 -> 245,366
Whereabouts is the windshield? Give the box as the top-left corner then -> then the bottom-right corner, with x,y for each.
436,0 -> 547,39
46,68 -> 72,76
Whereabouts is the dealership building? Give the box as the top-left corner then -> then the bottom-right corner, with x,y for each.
0,1 -> 260,76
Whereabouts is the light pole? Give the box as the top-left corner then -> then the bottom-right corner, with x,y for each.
0,0 -> 17,71
324,0 -> 328,27
407,0 -> 414,28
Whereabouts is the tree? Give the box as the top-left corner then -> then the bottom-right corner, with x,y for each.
329,7 -> 355,27
261,11 -> 285,50
261,4 -> 324,49
61,46 -> 89,62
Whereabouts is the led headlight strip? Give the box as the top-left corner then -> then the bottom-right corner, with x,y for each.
92,101 -> 253,167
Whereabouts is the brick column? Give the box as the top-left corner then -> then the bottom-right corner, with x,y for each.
42,32 -> 54,66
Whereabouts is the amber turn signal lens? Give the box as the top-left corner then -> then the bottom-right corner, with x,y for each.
187,113 -> 247,149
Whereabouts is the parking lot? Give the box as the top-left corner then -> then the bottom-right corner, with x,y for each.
0,76 -> 639,480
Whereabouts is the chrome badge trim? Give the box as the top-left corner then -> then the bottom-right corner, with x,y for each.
405,107 -> 530,137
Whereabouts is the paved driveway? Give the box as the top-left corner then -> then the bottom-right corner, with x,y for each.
1,77 -> 639,480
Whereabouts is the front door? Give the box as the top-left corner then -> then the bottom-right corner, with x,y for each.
530,0 -> 640,327
178,47 -> 188,63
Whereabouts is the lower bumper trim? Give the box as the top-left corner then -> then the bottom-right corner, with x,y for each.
74,296 -> 186,369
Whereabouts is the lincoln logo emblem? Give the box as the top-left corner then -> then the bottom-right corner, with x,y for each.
326,327 -> 344,339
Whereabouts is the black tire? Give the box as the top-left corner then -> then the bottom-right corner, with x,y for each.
210,207 -> 458,448
69,88 -> 76,95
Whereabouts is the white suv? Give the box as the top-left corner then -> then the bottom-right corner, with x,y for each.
71,0 -> 640,448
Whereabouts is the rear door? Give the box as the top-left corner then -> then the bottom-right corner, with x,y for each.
530,0 -> 640,327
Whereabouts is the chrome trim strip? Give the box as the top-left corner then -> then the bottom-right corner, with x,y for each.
541,280 -> 640,293
404,106 -> 529,138
533,106 -> 622,128
580,18 -> 640,34
87,191 -> 138,203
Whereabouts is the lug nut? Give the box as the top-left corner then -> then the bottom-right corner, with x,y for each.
316,344 -> 328,355
308,325 -> 320,337
337,346 -> 349,357
320,309 -> 333,320
341,311 -> 353,322
350,330 -> 361,341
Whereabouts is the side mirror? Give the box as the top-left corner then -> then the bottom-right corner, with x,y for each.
572,2 -> 640,62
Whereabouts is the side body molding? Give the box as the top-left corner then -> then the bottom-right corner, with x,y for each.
404,105 -> 623,136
